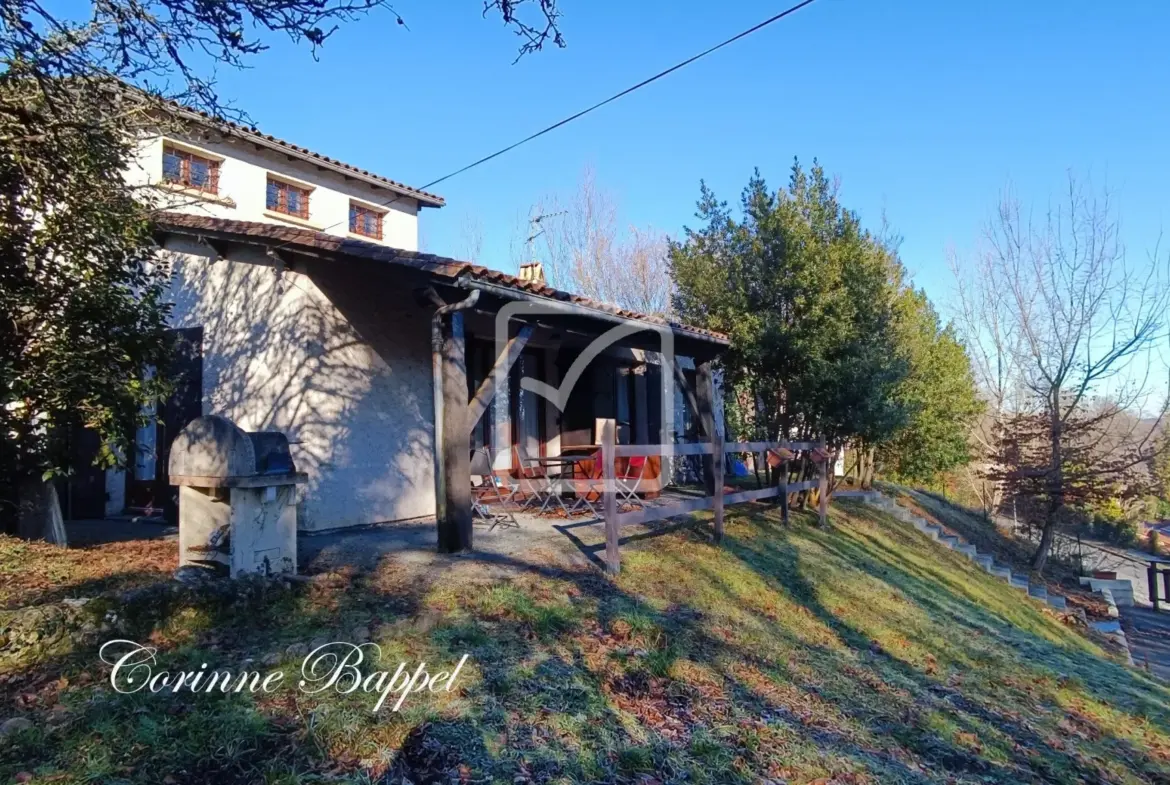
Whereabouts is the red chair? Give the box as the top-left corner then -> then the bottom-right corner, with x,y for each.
616,455 -> 647,509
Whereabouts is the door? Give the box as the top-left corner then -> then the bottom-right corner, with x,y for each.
125,326 -> 203,521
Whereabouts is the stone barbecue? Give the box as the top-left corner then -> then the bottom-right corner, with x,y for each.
168,415 -> 306,577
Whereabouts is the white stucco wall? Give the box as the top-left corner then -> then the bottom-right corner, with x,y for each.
128,134 -> 421,251
163,237 -> 436,530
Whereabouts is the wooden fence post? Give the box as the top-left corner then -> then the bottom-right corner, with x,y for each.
778,442 -> 790,526
600,418 -> 619,575
712,434 -> 724,543
817,437 -> 829,527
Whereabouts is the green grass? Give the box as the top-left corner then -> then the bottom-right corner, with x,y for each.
3,500 -> 1170,784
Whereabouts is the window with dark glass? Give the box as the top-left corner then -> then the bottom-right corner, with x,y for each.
162,145 -> 219,193
349,202 -> 383,239
266,178 -> 311,219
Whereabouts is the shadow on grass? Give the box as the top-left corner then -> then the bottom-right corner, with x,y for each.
5,501 -> 1170,784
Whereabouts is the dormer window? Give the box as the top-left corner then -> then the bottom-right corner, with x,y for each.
266,177 -> 311,220
162,145 -> 219,194
349,202 -> 384,240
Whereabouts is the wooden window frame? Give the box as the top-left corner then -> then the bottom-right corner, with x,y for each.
162,145 -> 220,194
349,201 -> 384,240
266,177 -> 312,220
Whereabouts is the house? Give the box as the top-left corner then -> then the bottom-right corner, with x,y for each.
83,106 -> 728,546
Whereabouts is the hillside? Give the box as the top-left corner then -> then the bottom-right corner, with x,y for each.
2,500 -> 1169,784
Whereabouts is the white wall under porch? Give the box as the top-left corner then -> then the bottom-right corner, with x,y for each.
161,236 -> 437,531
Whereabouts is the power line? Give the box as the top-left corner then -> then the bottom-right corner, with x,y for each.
419,0 -> 820,193
289,0 -> 821,242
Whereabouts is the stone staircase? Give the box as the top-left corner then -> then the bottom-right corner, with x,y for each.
838,490 -> 1068,611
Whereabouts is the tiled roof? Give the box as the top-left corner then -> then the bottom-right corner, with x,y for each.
155,213 -> 729,345
164,103 -> 445,208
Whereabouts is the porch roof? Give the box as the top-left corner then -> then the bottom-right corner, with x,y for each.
155,213 -> 730,348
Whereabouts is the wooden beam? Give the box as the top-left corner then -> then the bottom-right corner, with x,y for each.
817,437 -> 829,527
695,359 -> 718,497
466,325 -> 534,435
670,357 -> 704,438
613,442 -> 713,457
616,494 -> 715,527
437,312 -> 472,553
600,418 -> 619,575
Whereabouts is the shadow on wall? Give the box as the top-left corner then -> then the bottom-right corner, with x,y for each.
165,239 -> 436,530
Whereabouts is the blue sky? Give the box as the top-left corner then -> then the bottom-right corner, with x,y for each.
127,1 -> 1170,313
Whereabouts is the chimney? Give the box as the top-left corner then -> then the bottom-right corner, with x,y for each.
518,261 -> 546,285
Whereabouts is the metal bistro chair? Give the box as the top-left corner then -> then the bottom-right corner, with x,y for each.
511,444 -> 550,510
616,454 -> 648,510
470,447 -> 519,529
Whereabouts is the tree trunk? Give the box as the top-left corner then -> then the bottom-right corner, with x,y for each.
858,444 -> 876,489
1032,394 -> 1065,573
17,478 -> 67,546
1033,511 -> 1057,572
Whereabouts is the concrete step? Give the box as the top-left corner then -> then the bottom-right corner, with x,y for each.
1010,575 -> 1030,591
939,535 -> 960,549
1028,585 -> 1048,601
956,543 -> 978,557
974,554 -> 994,570
1090,619 -> 1121,634
990,565 -> 1012,580
1046,595 -> 1067,610
1078,577 -> 1135,607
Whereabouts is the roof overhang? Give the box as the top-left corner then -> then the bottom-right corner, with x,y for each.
154,213 -> 729,353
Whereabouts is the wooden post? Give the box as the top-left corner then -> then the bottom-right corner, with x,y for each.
712,427 -> 724,543
778,444 -> 790,526
817,437 -> 829,527
438,312 -> 472,553
600,418 -> 619,575
695,358 -> 723,542
695,359 -> 718,496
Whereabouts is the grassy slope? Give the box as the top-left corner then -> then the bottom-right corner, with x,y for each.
883,486 -> 1110,616
3,501 -> 1170,784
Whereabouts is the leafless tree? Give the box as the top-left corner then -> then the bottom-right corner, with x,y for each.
954,175 -> 1170,571
524,167 -> 673,316
455,213 -> 485,263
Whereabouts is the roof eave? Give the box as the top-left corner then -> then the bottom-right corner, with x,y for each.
164,104 -> 446,208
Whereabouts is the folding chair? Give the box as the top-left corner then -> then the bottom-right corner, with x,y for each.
512,444 -> 550,510
470,447 -> 519,529
616,455 -> 648,510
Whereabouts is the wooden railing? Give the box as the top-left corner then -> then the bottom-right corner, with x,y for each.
598,418 -> 830,574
